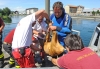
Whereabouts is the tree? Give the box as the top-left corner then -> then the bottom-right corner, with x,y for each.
0,9 -> 2,13
96,10 -> 100,15
0,7 -> 12,23
92,11 -> 95,16
0,9 -> 3,17
2,7 -> 11,16
3,16 -> 12,23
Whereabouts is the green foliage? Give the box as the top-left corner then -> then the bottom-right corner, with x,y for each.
0,9 -> 2,13
0,9 -> 3,17
2,7 -> 11,16
3,16 -> 12,23
92,11 -> 95,16
96,10 -> 100,15
0,7 -> 12,23
0,13 -> 2,17
97,10 -> 99,13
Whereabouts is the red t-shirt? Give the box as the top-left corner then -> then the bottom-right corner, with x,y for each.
57,47 -> 100,69
4,29 -> 15,44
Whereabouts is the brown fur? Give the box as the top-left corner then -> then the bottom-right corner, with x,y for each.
44,31 -> 64,56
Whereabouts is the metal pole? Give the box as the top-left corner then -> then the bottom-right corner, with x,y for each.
45,0 -> 50,16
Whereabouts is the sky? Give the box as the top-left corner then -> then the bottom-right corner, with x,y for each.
0,0 -> 100,11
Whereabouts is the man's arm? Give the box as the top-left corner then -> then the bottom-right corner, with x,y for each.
51,58 -> 60,67
33,30 -> 45,38
47,56 -> 60,67
0,18 -> 5,32
35,9 -> 50,21
59,17 -> 72,33
33,30 -> 39,35
49,15 -> 72,34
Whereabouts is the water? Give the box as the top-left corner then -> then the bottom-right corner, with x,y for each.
3,16 -> 100,46
72,18 -> 99,46
3,15 -> 25,39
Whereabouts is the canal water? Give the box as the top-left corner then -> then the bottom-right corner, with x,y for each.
3,15 -> 100,46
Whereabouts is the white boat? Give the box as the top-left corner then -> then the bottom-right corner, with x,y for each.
28,23 -> 100,69
88,23 -> 100,56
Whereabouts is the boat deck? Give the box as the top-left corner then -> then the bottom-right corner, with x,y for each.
2,47 -> 59,68
88,46 -> 100,56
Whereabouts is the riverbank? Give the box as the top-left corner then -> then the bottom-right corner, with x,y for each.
71,16 -> 100,19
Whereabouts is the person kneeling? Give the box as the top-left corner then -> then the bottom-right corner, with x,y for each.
47,34 -> 100,69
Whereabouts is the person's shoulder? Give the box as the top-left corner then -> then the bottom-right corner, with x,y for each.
82,47 -> 94,52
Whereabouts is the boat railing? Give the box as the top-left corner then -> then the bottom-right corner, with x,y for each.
72,29 -> 80,36
88,23 -> 100,56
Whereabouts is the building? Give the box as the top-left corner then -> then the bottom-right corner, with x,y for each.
26,8 -> 38,14
82,8 -> 100,16
77,5 -> 84,13
82,9 -> 93,16
19,11 -> 26,15
64,5 -> 84,16
65,5 -> 77,13
14,11 -> 19,14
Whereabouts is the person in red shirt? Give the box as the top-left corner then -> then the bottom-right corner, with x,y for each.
3,29 -> 20,68
47,34 -> 100,69
0,17 -> 5,68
